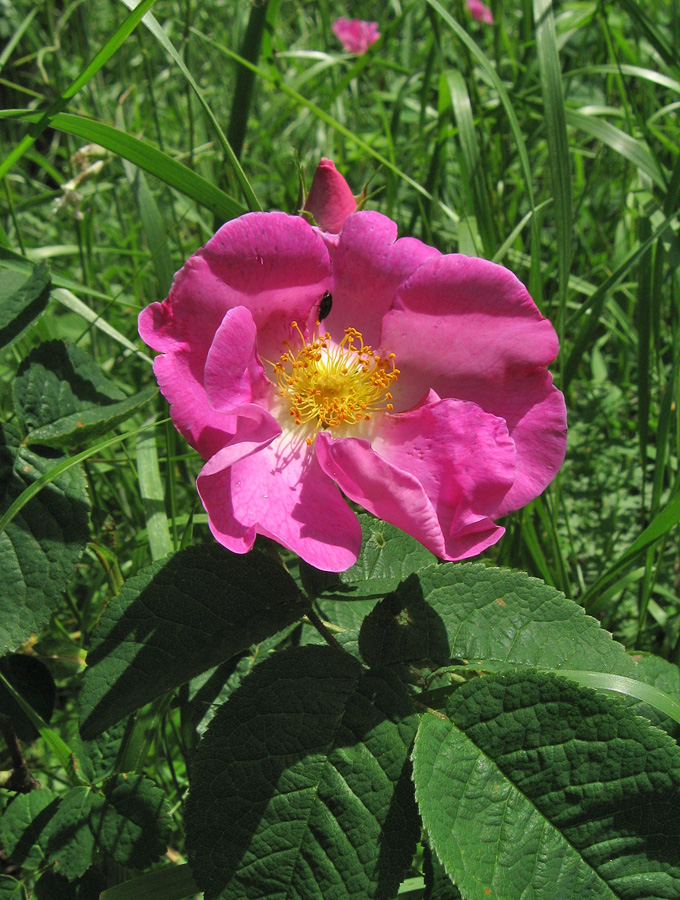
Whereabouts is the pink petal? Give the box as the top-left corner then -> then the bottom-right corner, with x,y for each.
197,435 -> 362,571
304,158 -> 357,234
380,253 -> 567,511
467,0 -> 494,24
332,17 -> 380,54
138,212 -> 330,363
316,397 -> 516,560
492,374 -> 567,516
323,211 -> 440,347
138,212 -> 331,458
151,353 -> 237,460
203,306 -> 270,414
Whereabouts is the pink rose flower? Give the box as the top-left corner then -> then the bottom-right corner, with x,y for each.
332,17 -> 380,54
138,162 -> 566,572
466,0 -> 494,24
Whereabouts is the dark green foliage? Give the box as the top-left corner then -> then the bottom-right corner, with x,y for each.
1,776 -> 170,882
185,645 -> 420,900
0,423 -> 90,655
0,262 -> 51,349
13,340 -> 157,449
33,868 -> 106,900
79,544 -> 308,738
0,877 -> 27,900
0,789 -> 60,870
0,654 -> 55,741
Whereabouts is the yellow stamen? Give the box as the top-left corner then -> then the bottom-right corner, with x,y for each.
272,322 -> 399,443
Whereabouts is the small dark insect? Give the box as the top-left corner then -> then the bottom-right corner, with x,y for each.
318,290 -> 333,322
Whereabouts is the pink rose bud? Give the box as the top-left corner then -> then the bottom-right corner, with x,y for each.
332,17 -> 380,54
304,157 -> 357,234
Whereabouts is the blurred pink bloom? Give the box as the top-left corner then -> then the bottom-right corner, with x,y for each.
332,17 -> 380,54
304,157 -> 357,233
467,0 -> 494,24
139,161 -> 566,572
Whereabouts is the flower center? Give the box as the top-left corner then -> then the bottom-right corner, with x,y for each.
272,323 -> 399,443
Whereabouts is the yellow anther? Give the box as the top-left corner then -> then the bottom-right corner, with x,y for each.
272,324 -> 399,439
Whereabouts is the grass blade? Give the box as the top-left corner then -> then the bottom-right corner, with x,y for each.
227,0 -> 281,160
118,0 -> 261,211
566,109 -> 667,190
581,491 -> 680,611
0,0 -> 160,181
0,110 -> 245,221
533,0 -> 572,330
136,425 -> 173,562
441,70 -> 496,256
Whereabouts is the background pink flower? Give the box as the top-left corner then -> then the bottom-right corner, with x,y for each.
467,0 -> 494,24
332,17 -> 380,54
139,163 -> 566,572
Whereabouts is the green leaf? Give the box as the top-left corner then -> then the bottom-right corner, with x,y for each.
305,513 -> 436,632
25,386 -> 156,448
45,787 -> 97,880
188,627 -> 301,736
0,789 -> 60,870
95,775 -> 171,868
79,544 -> 308,738
46,776 -> 170,879
0,653 -> 56,741
413,670 -> 680,900
0,422 -> 90,655
0,877 -> 27,900
185,645 -> 420,900
298,515 -> 436,657
33,868 -> 106,900
0,260 -> 51,348
13,340 -> 156,449
624,652 -> 680,734
99,864 -> 199,900
358,564 -> 637,678
423,845 -> 462,900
